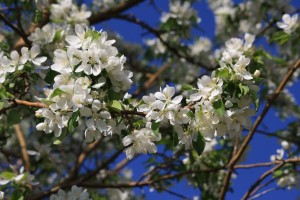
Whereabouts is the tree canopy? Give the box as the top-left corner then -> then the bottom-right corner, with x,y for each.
0,0 -> 300,199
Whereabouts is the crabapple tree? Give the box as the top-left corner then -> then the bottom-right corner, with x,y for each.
0,0 -> 300,199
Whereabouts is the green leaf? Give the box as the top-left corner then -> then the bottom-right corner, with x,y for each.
133,120 -> 145,128
192,133 -> 206,156
273,170 -> 283,178
50,88 -> 66,99
249,90 -> 260,111
7,110 -> 22,125
0,171 -> 16,180
238,83 -> 249,97
45,70 -> 59,84
109,100 -> 123,112
11,189 -> 24,200
40,99 -> 55,106
173,130 -> 179,147
181,84 -> 194,91
53,139 -> 62,145
107,89 -> 120,101
67,110 -> 80,133
216,67 -> 230,79
270,32 -> 290,45
213,99 -> 225,115
151,121 -> 160,137
187,111 -> 194,118
0,86 -> 6,99
53,30 -> 63,42
0,101 -> 4,110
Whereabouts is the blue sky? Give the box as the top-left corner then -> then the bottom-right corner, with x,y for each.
92,0 -> 300,199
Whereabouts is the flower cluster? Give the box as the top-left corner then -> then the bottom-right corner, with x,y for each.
0,45 -> 46,83
138,86 -> 189,125
0,167 -> 36,186
36,24 -> 132,141
161,1 -> 200,26
50,186 -> 91,200
122,124 -> 161,159
121,33 -> 259,158
50,0 -> 91,24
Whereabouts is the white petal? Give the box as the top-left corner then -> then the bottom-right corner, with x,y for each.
80,107 -> 92,116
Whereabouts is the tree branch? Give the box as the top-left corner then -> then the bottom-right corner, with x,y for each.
114,14 -> 215,70
14,124 -> 30,171
0,13 -> 30,46
89,0 -> 145,25
241,161 -> 286,200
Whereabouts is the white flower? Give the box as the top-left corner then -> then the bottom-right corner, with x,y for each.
270,149 -> 284,161
36,108 -> 69,137
50,0 -> 91,24
51,47 -> 79,73
189,75 -> 223,102
123,128 -> 161,159
50,186 -> 91,200
65,24 -> 87,48
28,23 -> 56,44
20,45 -> 47,67
161,1 -> 200,26
277,13 -> 298,34
232,55 -> 252,80
190,37 -> 212,55
281,140 -> 290,150
0,52 -> 13,83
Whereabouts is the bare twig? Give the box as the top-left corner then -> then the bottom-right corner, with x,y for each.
0,13 -> 30,46
242,162 -> 285,200
14,124 -> 30,171
134,63 -> 170,96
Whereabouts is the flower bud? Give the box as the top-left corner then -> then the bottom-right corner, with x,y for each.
254,70 -> 260,77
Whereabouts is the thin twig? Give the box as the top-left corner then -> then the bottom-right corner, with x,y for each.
134,63 -> 170,96
241,162 -> 285,200
0,13 -> 30,46
14,124 -> 30,171
114,14 -> 215,70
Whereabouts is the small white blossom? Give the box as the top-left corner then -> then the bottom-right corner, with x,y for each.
123,128 -> 161,159
277,13 -> 298,34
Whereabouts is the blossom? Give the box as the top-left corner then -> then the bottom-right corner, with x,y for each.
277,170 -> 298,190
28,23 -> 56,44
161,1 -> 200,26
190,37 -> 212,55
277,13 -> 298,34
50,186 -> 91,200
123,128 -> 161,159
270,149 -> 284,161
232,55 -> 252,80
50,0 -> 91,24
189,75 -> 223,102
36,108 -> 69,137
20,45 -> 47,67
0,52 -> 14,83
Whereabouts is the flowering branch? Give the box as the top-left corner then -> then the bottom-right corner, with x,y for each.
114,14 -> 215,70
219,58 -> 300,200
